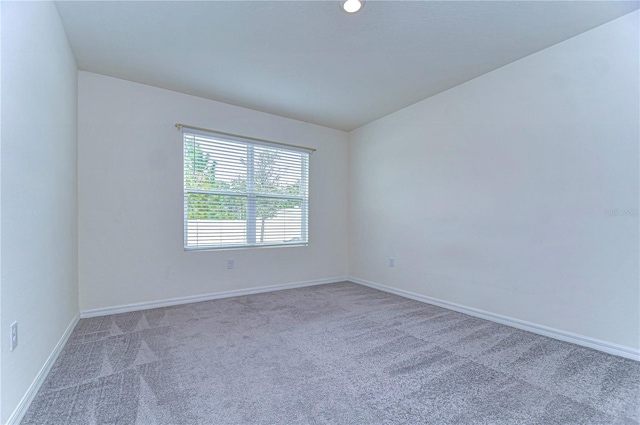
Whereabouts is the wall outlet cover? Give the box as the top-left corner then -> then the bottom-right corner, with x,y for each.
10,321 -> 18,351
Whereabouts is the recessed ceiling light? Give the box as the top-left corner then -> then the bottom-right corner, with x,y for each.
343,0 -> 362,14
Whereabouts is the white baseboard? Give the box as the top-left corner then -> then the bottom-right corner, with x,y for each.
6,313 -> 80,425
349,277 -> 640,362
80,276 -> 348,318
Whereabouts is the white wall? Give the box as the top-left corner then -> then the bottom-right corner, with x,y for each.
1,2 -> 79,423
78,72 -> 348,311
349,11 -> 639,350
0,4 -> 3,418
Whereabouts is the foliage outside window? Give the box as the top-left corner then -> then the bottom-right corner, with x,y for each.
183,129 -> 309,249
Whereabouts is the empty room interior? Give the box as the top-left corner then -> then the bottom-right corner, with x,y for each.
1,0 -> 639,423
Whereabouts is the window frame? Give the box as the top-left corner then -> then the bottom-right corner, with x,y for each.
182,127 -> 310,251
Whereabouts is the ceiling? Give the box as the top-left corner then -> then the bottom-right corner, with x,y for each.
55,1 -> 639,131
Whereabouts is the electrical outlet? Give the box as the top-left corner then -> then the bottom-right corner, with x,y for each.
10,322 -> 18,351
389,257 -> 395,267
227,259 -> 234,269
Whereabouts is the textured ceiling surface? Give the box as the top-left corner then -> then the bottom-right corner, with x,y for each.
56,1 -> 639,131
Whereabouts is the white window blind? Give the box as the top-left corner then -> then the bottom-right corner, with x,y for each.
182,127 -> 310,250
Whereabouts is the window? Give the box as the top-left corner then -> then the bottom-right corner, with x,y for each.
182,127 -> 311,250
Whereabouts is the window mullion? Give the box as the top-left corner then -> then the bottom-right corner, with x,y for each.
246,146 -> 256,244
301,155 -> 308,243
